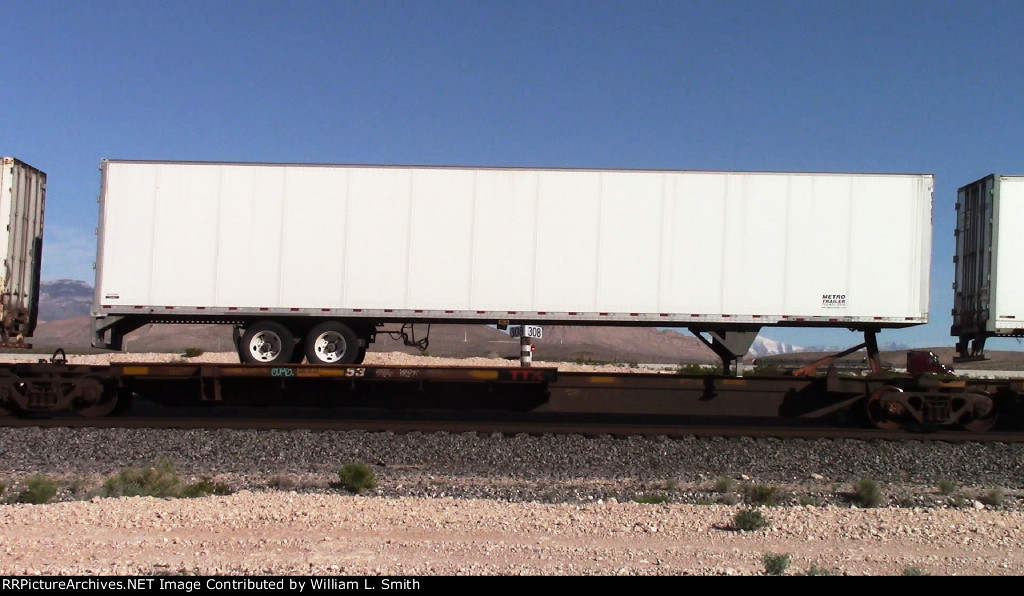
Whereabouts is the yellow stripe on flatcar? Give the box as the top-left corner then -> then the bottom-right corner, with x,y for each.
469,371 -> 500,380
291,368 -> 351,377
121,366 -> 149,375
722,379 -> 748,386
314,369 -> 352,377
588,377 -> 619,384
220,367 -> 254,375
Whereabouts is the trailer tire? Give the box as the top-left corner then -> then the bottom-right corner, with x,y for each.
239,321 -> 295,364
305,322 -> 359,365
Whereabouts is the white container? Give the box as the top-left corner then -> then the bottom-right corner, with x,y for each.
953,174 -> 1024,356
0,158 -> 45,344
92,161 -> 932,359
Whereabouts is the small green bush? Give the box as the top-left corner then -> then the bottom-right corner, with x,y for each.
903,566 -> 928,576
937,479 -> 956,495
798,494 -> 823,507
633,494 -> 670,504
852,478 -> 882,508
742,483 -> 782,506
178,477 -> 232,499
762,552 -> 790,576
732,508 -> 768,532
18,476 -> 59,504
713,476 -> 735,493
101,459 -> 232,499
804,565 -> 839,576
719,493 -> 739,506
980,487 -> 1005,507
338,463 -> 378,494
102,459 -> 181,497
67,477 -> 92,497
182,348 -> 205,358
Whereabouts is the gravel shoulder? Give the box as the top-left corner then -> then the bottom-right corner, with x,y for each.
3,493 -> 1023,576
0,351 -> 1022,576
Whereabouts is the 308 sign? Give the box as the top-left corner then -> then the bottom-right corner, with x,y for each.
508,325 -> 543,339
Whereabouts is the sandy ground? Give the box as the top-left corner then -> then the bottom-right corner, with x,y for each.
0,492 -> 1022,576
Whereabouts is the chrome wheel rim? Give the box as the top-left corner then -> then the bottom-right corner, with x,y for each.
248,331 -> 283,362
313,331 -> 347,363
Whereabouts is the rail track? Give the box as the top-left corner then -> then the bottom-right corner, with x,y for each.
4,413 -> 1024,444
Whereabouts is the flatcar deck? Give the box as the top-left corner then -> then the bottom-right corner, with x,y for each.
1,359 -> 1022,432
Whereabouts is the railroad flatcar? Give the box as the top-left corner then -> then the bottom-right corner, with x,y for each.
0,157 -> 1021,432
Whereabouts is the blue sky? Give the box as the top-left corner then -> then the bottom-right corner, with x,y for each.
5,1 -> 1024,350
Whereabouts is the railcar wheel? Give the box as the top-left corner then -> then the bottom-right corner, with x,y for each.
864,386 -> 905,431
76,379 -> 119,418
77,395 -> 119,418
961,392 -> 998,432
305,322 -> 360,364
239,321 -> 295,364
0,375 -> 22,417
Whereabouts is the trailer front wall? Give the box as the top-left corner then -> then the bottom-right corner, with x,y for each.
95,162 -> 931,326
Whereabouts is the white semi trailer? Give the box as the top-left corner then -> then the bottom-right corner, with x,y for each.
0,157 -> 45,347
952,174 -> 1024,360
91,160 -> 933,369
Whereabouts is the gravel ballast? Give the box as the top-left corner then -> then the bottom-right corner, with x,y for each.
0,425 -> 1023,576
